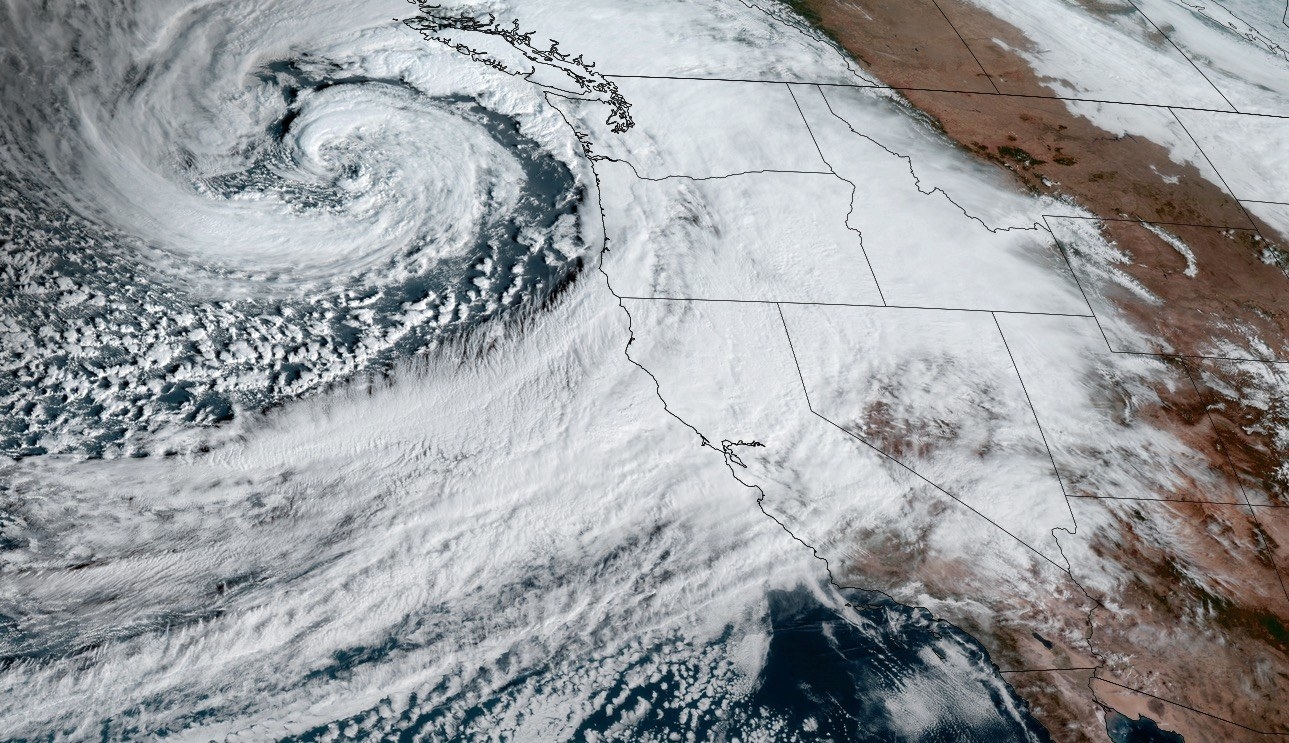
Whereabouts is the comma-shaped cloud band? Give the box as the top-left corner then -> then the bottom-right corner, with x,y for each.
0,1 -> 611,456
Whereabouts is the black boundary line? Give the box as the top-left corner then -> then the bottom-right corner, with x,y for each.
635,8 -> 1289,731
755,285 -> 1289,369
1123,0 -> 1241,113
931,0 -> 1242,119
998,666 -> 1097,674
1180,362 -> 1289,606
994,311 -> 1289,731
596,100 -> 1289,636
1067,493 -> 1289,509
1209,0 -> 1289,53
1041,212 -> 1257,231
1038,215 -> 1123,354
401,6 -> 635,131
552,89 -> 1099,719
1168,114 -> 1289,250
766,280 -> 1289,734
606,67 -> 1289,236
1202,0 -> 1289,45
1049,113 -> 1289,361
813,85 -> 1045,236
617,295 -> 1094,319
994,301 -> 1289,514
530,36 -> 1289,733
926,0 -> 1001,94
569,95 -> 1289,743
593,155 -> 834,182
584,79 -> 1289,366
779,297 -> 1289,734
991,313 -> 1080,537
991,313 -> 1116,710
775,304 -> 1071,572
601,73 -> 1289,120
784,84 -> 889,305
733,0 -> 879,86
1166,110 -> 1289,337
1042,214 -> 1289,365
777,300 -> 1127,720
1168,108 -> 1265,233
582,68 -> 1289,626
595,133 -> 1289,734
542,94 -> 1060,703
1091,677 -> 1287,735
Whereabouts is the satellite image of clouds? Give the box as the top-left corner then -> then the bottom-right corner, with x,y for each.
1,0 -> 1288,740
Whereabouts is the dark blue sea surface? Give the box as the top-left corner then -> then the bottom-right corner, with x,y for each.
1107,710 -> 1185,743
281,586 -> 1050,742
0,73 -> 586,458
744,589 -> 1050,742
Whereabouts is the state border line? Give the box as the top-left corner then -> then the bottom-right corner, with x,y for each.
592,155 -> 834,182
600,73 -> 1289,120
786,84 -> 889,305
1181,362 -> 1289,605
998,666 -> 1097,674
564,106 -> 1111,729
560,62 -> 1289,730
589,31 -> 1289,740
1168,108 -> 1262,233
1045,212 -> 1257,231
1124,0 -> 1240,113
1091,678 -> 1289,736
598,154 -> 1289,740
819,0 -> 1289,669
777,300 -> 1120,717
622,291 -> 1289,365
930,0 -> 1239,115
1071,93 -> 1285,301
618,295 -> 1095,319
992,312 -> 1079,527
775,303 -> 1073,573
588,83 -> 1287,363
780,299 -> 1289,735
625,300 -> 1289,489
1042,214 -> 1289,365
552,97 -> 1094,718
909,0 -> 1245,121
990,310 -> 1113,705
1067,493 -> 1289,509
927,0 -> 1000,94
487,24 -> 1289,740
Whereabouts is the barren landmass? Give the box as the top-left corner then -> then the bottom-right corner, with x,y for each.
796,0 -> 1289,738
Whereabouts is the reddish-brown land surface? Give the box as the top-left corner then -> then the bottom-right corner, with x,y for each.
795,0 -> 1289,739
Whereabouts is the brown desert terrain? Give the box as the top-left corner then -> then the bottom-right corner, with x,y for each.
793,0 -> 1289,739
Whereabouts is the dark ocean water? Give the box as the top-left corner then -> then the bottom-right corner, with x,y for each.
743,589 -> 1049,742
1107,711 -> 1185,743
0,87 -> 585,458
280,587 -> 1051,742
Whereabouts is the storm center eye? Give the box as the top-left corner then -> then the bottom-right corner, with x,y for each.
0,51 -> 590,455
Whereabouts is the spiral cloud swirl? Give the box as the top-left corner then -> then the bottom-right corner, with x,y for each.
0,0 -> 608,456
0,2 -> 1064,741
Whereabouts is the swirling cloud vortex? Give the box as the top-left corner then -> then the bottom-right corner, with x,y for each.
0,0 -> 591,456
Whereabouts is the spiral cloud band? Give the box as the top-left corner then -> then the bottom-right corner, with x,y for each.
0,1 -> 1071,741
0,0 -> 600,456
